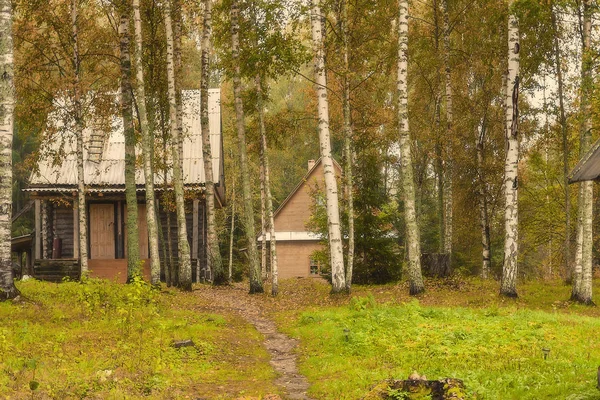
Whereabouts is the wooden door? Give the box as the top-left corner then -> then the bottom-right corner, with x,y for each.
90,204 -> 115,259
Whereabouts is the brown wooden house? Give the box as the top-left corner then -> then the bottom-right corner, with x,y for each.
23,90 -> 224,282
259,158 -> 341,279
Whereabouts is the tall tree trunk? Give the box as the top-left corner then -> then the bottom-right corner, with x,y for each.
201,0 -> 224,284
572,0 -> 593,305
133,0 -> 160,285
310,0 -> 345,293
477,117 -> 491,279
0,0 -> 18,300
256,74 -> 278,296
119,0 -> 141,281
164,0 -> 192,290
397,0 -> 424,295
230,0 -> 263,294
341,0 -> 354,292
442,0 -> 452,257
228,173 -> 235,283
72,0 -> 88,277
550,0 -> 570,283
500,0 -> 520,298
260,164 -> 267,279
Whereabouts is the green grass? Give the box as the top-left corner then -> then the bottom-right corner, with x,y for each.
0,278 -> 277,399
281,293 -> 600,399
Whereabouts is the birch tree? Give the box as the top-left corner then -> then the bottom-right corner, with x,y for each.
164,0 -> 192,290
118,0 -> 141,281
256,74 -> 278,295
201,0 -> 225,284
572,0 -> 593,305
441,0 -> 452,257
71,0 -> 89,277
133,0 -> 160,285
341,0 -> 355,292
500,0 -> 520,298
398,0 -> 424,295
0,0 -> 18,300
477,117 -> 491,279
310,0 -> 345,293
230,0 -> 263,293
550,0 -> 570,282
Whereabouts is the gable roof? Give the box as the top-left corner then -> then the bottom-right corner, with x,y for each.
569,137 -> 600,183
27,89 -> 222,193
273,157 -> 342,219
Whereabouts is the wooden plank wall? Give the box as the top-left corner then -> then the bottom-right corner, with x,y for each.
53,205 -> 75,258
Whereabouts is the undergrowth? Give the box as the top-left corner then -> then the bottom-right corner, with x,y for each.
284,295 -> 600,399
0,278 -> 276,399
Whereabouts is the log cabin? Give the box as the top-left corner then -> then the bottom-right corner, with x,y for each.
259,158 -> 341,279
23,89 -> 224,282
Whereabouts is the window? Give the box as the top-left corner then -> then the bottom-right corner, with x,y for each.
310,259 -> 320,275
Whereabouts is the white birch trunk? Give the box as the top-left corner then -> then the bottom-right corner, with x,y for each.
72,0 -> 88,277
341,0 -> 354,292
118,0 -> 141,281
228,174 -> 235,283
133,0 -> 160,285
310,0 -> 345,293
500,1 -> 520,298
442,0 -> 452,257
256,75 -> 278,296
164,0 -> 192,290
397,0 -> 424,295
200,0 -> 224,284
550,0 -> 570,282
260,163 -> 267,280
231,0 -> 263,293
477,118 -> 491,279
0,0 -> 18,300
572,0 -> 593,304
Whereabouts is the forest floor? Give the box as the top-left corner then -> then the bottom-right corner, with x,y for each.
3,276 -> 600,399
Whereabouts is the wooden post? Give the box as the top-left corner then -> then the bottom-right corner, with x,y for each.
35,199 -> 41,260
73,200 -> 79,260
192,199 -> 199,281
117,201 -> 123,258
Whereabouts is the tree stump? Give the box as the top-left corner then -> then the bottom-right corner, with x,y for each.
364,377 -> 466,399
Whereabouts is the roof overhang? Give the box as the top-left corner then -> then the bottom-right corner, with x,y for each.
569,137 -> 600,183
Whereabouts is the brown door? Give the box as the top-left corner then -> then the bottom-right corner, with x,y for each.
90,204 -> 115,259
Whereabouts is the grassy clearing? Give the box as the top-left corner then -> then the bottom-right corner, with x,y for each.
272,278 -> 600,400
0,278 -> 277,399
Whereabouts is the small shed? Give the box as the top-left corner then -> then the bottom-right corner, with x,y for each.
24,89 -> 224,282
259,158 -> 341,279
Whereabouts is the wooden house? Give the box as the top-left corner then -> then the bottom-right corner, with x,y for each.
260,158 -> 341,279
569,137 -> 600,182
24,90 -> 224,282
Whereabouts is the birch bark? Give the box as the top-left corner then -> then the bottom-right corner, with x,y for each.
310,0 -> 345,293
164,0 -> 192,290
256,75 -> 278,296
118,0 -> 141,281
201,0 -> 224,284
397,0 -> 424,295
341,0 -> 354,292
550,1 -> 570,282
477,118 -> 491,279
500,0 -> 520,298
72,0 -> 89,277
441,0 -> 452,257
0,0 -> 18,300
572,0 -> 593,304
133,0 -> 160,285
231,0 -> 263,293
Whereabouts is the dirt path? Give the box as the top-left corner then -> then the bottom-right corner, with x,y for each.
196,285 -> 314,400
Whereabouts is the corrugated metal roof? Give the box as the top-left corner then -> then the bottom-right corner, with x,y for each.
28,89 -> 221,190
569,137 -> 600,183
